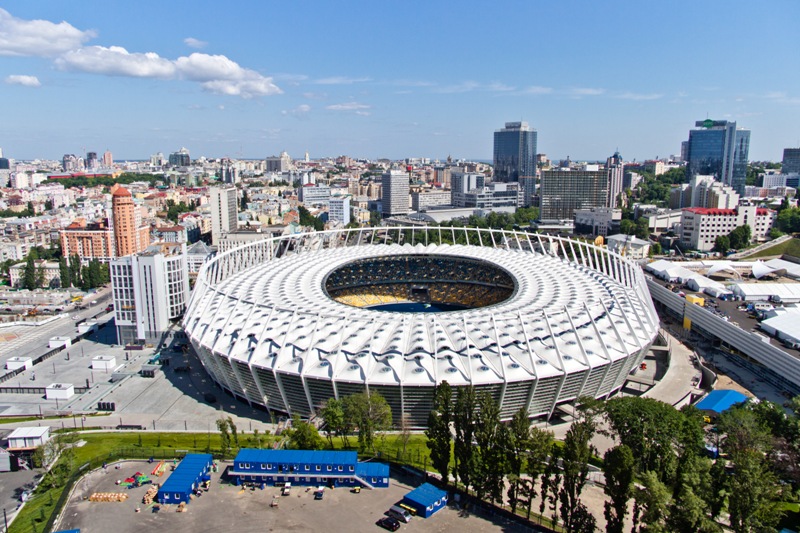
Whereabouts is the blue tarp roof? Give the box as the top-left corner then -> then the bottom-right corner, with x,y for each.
404,482 -> 447,507
234,449 -> 358,465
695,389 -> 748,414
355,461 -> 389,478
159,453 -> 212,495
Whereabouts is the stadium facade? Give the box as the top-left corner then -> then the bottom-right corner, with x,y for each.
183,227 -> 659,427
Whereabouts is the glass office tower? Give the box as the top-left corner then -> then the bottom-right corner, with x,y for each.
685,119 -> 750,195
493,122 -> 537,182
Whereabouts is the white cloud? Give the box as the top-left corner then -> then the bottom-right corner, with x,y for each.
326,102 -> 371,111
183,37 -> 207,49
522,85 -> 553,95
355,110 -> 370,116
488,82 -> 515,92
616,92 -> 663,101
569,87 -> 605,96
56,47 -> 280,98
314,76 -> 371,85
200,79 -> 280,98
282,104 -> 312,119
56,46 -> 176,78
0,8 -> 95,57
5,74 -> 41,87
433,81 -> 480,94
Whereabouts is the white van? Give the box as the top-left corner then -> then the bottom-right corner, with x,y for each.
282,482 -> 291,496
388,505 -> 412,523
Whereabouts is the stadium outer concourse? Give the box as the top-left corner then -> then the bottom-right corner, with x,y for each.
183,227 -> 659,427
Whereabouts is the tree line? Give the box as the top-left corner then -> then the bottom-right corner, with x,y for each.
424,382 -> 798,533
290,391 -> 393,452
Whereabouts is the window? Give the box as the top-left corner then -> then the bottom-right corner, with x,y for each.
304,465 -> 309,471
349,466 -> 354,472
327,465 -> 331,471
316,465 -> 321,471
338,466 -> 343,472
262,464 -> 267,469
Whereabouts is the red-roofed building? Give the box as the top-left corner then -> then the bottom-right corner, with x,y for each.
679,205 -> 775,251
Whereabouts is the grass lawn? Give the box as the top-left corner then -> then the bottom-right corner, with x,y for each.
747,237 -> 800,258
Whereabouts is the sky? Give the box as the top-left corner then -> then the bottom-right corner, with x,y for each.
0,1 -> 799,163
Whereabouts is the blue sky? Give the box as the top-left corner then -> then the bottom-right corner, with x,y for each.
1,1 -> 798,162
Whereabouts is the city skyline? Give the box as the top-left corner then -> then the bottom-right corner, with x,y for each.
1,1 -> 799,162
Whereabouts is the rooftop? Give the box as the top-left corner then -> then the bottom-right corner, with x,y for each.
695,389 -> 748,414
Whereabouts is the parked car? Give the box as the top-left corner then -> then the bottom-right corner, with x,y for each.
376,517 -> 401,531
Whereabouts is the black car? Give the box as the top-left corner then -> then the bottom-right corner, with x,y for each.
376,516 -> 400,531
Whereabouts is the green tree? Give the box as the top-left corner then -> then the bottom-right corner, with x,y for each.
453,386 -> 477,492
727,450 -> 783,533
776,206 -> 800,233
216,417 -> 232,458
286,414 -> 324,450
717,405 -> 771,456
425,380 -> 453,484
342,391 -> 392,452
320,398 -> 346,448
44,199 -> 53,211
23,254 -> 36,289
506,407 -> 530,514
631,470 -> 672,533
473,392 -> 507,504
635,217 -> 650,239
520,427 -> 553,519
620,219 -> 636,235
368,210 -> 381,227
58,257 -> 70,288
69,254 -> 82,287
35,262 -> 45,288
557,418 -> 596,531
728,224 -> 752,250
713,235 -> 730,254
603,444 -> 635,533
604,396 -> 690,483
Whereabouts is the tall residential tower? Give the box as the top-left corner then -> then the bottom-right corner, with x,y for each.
210,186 -> 238,246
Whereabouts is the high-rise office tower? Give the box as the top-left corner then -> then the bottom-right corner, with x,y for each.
210,186 -> 238,245
493,121 -> 537,182
169,147 -> 191,167
86,152 -> 98,170
112,185 -> 150,257
103,150 -> 113,167
685,119 -> 750,194
606,151 -> 624,208
782,148 -> 800,174
539,169 -> 609,222
381,169 -> 410,217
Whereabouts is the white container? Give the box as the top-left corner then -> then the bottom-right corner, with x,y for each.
45,383 -> 75,400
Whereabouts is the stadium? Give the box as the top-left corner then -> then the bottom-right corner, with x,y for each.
183,227 -> 659,427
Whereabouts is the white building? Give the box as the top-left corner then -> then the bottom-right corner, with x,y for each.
299,184 -> 331,206
381,170 -> 410,217
111,242 -> 190,345
679,206 -> 775,252
210,186 -> 238,246
328,197 -> 351,225
5,427 -> 50,450
411,190 -> 451,212
645,209 -> 683,234
606,234 -> 650,259
573,207 -> 621,237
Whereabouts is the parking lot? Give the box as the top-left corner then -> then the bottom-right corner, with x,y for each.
57,461 -> 519,533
